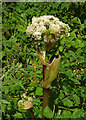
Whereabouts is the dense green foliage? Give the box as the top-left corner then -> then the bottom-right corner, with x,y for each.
2,2 -> 86,119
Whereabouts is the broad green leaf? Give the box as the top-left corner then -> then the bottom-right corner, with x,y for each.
59,46 -> 63,52
62,98 -> 73,107
72,94 -> 80,105
13,113 -> 23,118
43,106 -> 53,118
62,111 -> 71,118
33,98 -> 40,104
70,17 -> 80,24
2,104 -> 6,113
55,51 -> 59,55
59,92 -> 64,100
35,87 -> 43,96
2,100 -> 10,104
72,109 -> 84,118
7,105 -> 11,110
54,98 -> 59,105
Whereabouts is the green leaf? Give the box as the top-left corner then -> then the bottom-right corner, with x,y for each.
33,98 -> 40,104
55,51 -> 59,55
2,104 -> 6,114
62,111 -> 71,118
43,106 -> 53,118
70,17 -> 80,24
54,98 -> 59,105
26,66 -> 34,71
19,52 -> 24,57
72,94 -> 80,105
16,24 -> 26,32
72,109 -> 84,118
35,87 -> 43,96
13,113 -> 23,118
7,105 -> 11,110
59,46 -> 63,52
59,92 -> 64,100
2,100 -> 10,104
48,35 -> 52,39
62,98 -> 73,107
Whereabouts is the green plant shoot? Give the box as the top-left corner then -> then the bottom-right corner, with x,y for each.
43,55 -> 61,88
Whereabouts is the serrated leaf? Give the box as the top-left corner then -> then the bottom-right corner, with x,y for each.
35,87 -> 43,96
72,109 -> 84,118
59,46 -> 63,52
62,111 -> 71,118
43,106 -> 53,118
59,92 -> 64,100
33,98 -> 40,104
2,100 -> 10,104
62,98 -> 73,107
2,104 -> 6,113
72,94 -> 80,105
55,51 -> 59,55
13,113 -> 23,118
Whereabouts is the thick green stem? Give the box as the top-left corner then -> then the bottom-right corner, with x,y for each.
42,65 -> 49,120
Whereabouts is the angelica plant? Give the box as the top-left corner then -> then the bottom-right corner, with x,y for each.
26,15 -> 70,120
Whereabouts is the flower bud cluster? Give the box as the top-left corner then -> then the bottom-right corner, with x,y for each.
26,15 -> 70,42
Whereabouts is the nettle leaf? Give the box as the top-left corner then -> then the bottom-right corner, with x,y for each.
38,107 -> 42,118
35,87 -> 43,96
2,104 -> 6,114
70,17 -> 80,24
13,112 -> 23,119
72,109 -> 84,118
59,46 -> 63,52
43,106 -> 53,118
62,98 -> 73,107
55,51 -> 59,55
2,100 -> 10,104
61,111 -> 71,118
58,92 -> 64,100
72,94 -> 80,105
33,98 -> 40,104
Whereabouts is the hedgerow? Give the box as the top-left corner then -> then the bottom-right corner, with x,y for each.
2,2 -> 86,119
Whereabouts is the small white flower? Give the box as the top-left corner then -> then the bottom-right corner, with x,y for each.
32,16 -> 37,24
26,15 -> 70,42
33,31 -> 41,40
39,26 -> 46,32
33,31 -> 41,35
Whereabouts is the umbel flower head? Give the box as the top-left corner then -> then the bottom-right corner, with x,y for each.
26,15 -> 70,42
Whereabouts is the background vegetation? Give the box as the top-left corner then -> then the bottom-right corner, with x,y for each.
2,2 -> 86,119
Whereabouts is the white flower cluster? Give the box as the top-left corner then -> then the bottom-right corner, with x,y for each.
26,15 -> 70,42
